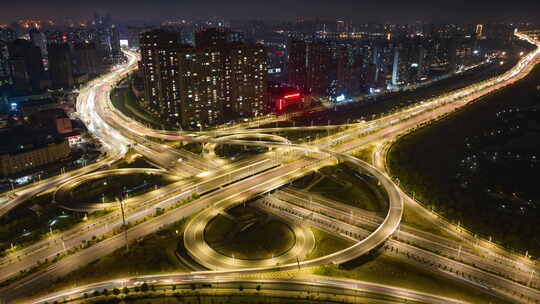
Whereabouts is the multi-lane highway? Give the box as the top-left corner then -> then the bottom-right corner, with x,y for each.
256,190 -> 540,302
2,31 -> 540,304
28,274 -> 479,304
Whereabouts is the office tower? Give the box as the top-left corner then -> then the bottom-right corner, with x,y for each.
111,25 -> 121,56
337,20 -> 346,34
0,41 -> 10,84
391,46 -> 400,87
29,28 -> 48,58
448,38 -> 479,71
48,43 -> 74,89
287,39 -> 308,92
139,29 -> 181,118
127,27 -> 140,49
0,27 -> 16,43
390,40 -> 431,87
73,42 -> 102,76
336,20 -> 352,38
8,39 -> 44,91
127,26 -> 151,49
476,24 -> 484,39
94,27 -> 112,58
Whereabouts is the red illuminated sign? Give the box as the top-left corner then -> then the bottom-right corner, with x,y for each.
283,93 -> 301,100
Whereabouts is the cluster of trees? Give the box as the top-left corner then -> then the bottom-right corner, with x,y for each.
388,62 -> 540,257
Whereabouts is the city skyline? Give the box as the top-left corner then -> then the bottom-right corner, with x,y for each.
1,0 -> 540,24
1,2 -> 539,304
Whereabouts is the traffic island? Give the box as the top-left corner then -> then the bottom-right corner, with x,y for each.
203,206 -> 300,260
54,169 -> 180,211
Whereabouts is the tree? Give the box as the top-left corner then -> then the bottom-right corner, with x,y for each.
122,287 -> 129,294
112,288 -> 120,295
140,283 -> 149,292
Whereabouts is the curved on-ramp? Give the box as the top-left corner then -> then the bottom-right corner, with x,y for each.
53,168 -> 179,211
27,275 -> 475,304
183,135 -> 403,272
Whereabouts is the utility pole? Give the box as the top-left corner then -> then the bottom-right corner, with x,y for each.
119,200 -> 128,251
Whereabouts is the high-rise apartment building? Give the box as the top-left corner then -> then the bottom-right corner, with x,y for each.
287,39 -> 332,96
336,45 -> 364,96
140,29 -> 266,129
8,39 -> 44,91
287,39 -> 308,93
48,43 -> 74,89
177,48 -> 223,127
0,27 -> 16,44
29,28 -> 48,59
306,41 -> 332,95
139,29 -> 181,121
73,42 -> 103,76
0,41 -> 10,85
111,25 -> 121,56
222,43 -> 266,118
127,26 -> 153,49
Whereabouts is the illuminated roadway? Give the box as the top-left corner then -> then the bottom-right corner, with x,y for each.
257,191 -> 540,300
1,32 -> 540,304
52,168 -> 180,211
27,275 -> 477,304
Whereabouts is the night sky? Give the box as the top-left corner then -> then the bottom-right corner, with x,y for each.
1,0 -> 539,23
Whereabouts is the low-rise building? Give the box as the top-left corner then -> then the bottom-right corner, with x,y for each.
0,127 -> 70,177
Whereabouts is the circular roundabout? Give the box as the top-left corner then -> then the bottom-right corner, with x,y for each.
201,205 -> 315,266
181,131 -> 403,272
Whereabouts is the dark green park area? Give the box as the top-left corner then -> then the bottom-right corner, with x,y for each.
68,173 -> 176,204
215,143 -> 268,160
292,163 -> 388,214
204,206 -> 295,260
389,62 -> 540,257
116,155 -> 158,170
25,220 -> 190,300
180,142 -> 203,155
77,295 -> 363,304
0,193 -> 110,256
273,127 -> 348,143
